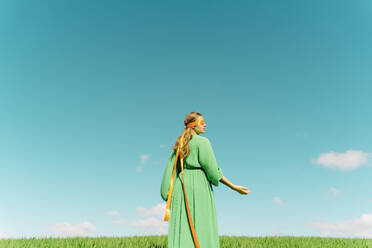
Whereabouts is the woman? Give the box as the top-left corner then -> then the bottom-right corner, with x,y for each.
160,112 -> 250,248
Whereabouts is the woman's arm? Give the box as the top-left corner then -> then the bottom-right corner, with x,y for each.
220,176 -> 250,195
219,176 -> 236,190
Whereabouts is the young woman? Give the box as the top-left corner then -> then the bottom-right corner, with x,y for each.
160,111 -> 250,248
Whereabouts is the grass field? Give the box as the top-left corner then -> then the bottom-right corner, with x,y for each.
0,235 -> 371,248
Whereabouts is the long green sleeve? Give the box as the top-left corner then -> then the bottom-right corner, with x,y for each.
160,150 -> 177,202
198,137 -> 224,187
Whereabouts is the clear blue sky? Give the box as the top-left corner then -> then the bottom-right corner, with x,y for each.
1,0 -> 372,239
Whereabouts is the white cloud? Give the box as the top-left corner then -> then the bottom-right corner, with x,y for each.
47,222 -> 98,238
106,210 -> 119,216
311,150 -> 371,171
0,232 -> 8,239
272,197 -> 283,205
131,217 -> 167,229
140,154 -> 151,164
113,203 -> 168,235
136,203 -> 165,219
135,154 -> 151,173
305,213 -> 372,238
330,187 -> 342,197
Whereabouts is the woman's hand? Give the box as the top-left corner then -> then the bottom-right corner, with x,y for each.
233,185 -> 250,195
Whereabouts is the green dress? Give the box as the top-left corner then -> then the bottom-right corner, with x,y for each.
160,133 -> 224,248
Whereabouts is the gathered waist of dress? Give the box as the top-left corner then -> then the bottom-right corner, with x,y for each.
177,166 -> 204,174
185,166 -> 203,170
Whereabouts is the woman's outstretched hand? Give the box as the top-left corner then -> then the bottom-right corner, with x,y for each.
233,185 -> 250,195
219,176 -> 250,194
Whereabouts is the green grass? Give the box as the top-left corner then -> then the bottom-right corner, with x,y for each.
0,235 -> 371,248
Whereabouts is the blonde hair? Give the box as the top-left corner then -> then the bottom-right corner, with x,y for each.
172,111 -> 203,159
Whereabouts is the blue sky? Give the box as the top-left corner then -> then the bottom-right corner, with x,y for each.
1,0 -> 372,239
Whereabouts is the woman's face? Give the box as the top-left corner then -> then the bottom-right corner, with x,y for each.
194,116 -> 206,134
